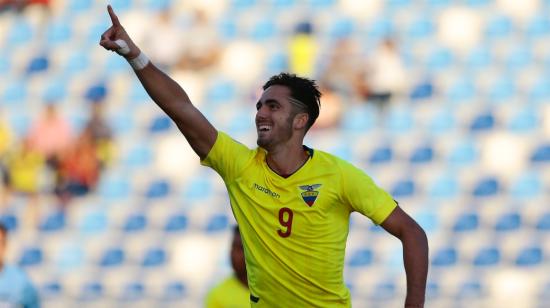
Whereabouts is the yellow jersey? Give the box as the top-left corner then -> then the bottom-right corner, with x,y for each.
202,132 -> 397,307
205,275 -> 249,308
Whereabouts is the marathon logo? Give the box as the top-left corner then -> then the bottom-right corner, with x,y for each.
254,183 -> 280,199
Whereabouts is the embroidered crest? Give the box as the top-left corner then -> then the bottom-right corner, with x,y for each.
298,184 -> 322,207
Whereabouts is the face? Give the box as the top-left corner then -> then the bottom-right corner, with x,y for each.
230,230 -> 246,277
255,85 -> 303,150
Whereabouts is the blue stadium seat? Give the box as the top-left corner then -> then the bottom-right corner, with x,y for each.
428,173 -> 459,199
506,47 -> 532,71
100,248 -> 125,267
109,112 -> 134,136
526,15 -> 550,38
515,246 -> 543,266
329,17 -> 355,39
431,247 -> 457,267
367,19 -> 394,40
0,214 -> 18,232
449,141 -> 478,165
341,105 -> 376,133
266,52 -> 288,74
230,0 -> 257,10
110,0 -> 132,11
144,0 -> 171,11
466,46 -> 492,70
40,280 -> 62,300
309,0 -> 337,9
43,79 -> 68,102
251,19 -> 276,41
385,107 -> 414,134
120,281 -> 145,301
206,214 -> 229,232
142,247 -> 167,267
63,52 -> 91,76
428,109 -> 456,133
407,17 -> 434,39
508,108 -> 539,133
390,179 -> 415,198
427,47 -> 453,71
485,15 -> 513,40
472,177 -> 500,197
7,19 -> 33,46
426,0 -> 451,8
79,281 -> 103,301
205,80 -> 236,106
347,248 -> 373,267
530,144 -> 550,163
529,79 -> 550,103
409,80 -> 434,100
145,179 -> 171,199
164,214 -> 188,233
489,77 -> 516,103
3,80 -> 28,105
123,214 -> 147,232
272,0 -> 296,9
409,145 -> 434,164
149,115 -> 172,133
217,17 -> 238,41
39,212 -> 66,232
182,178 -> 213,201
453,212 -> 479,233
473,246 -> 500,267
67,0 -> 93,13
98,175 -> 131,200
368,145 -> 393,164
369,281 -> 396,300
510,171 -> 542,199
57,243 -> 85,272
495,212 -> 521,232
228,111 -> 254,135
470,112 -> 495,131
536,213 -> 550,232
85,83 -> 107,102
414,211 -> 438,233
26,55 -> 49,74
124,143 -> 153,169
46,21 -> 72,45
18,247 -> 43,267
0,53 -> 10,75
447,79 -> 476,104
466,0 -> 490,7
456,279 -> 483,299
426,281 -> 440,299
162,281 -> 186,301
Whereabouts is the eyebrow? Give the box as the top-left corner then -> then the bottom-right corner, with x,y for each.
256,99 -> 282,106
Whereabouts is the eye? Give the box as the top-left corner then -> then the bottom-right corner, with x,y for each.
256,102 -> 261,110
268,103 -> 279,110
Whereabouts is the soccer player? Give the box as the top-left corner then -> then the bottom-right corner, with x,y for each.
100,5 -> 428,307
0,223 -> 40,307
206,226 -> 249,308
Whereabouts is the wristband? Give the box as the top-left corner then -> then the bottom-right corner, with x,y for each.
127,52 -> 150,71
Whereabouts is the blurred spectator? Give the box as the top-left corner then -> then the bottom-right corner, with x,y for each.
0,0 -> 49,13
0,115 -> 13,197
0,223 -> 40,307
288,21 -> 318,77
357,38 -> 408,109
54,128 -> 100,207
3,137 -> 44,226
141,7 -> 185,69
205,226 -> 248,308
84,102 -> 114,168
312,84 -> 343,130
177,9 -> 222,72
27,103 -> 72,169
319,37 -> 363,99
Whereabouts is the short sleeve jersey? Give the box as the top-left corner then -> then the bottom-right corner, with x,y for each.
202,132 -> 396,307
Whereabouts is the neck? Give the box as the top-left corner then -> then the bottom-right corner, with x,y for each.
237,272 -> 248,287
266,145 -> 309,177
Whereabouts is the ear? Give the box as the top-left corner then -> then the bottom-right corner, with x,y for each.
293,113 -> 309,130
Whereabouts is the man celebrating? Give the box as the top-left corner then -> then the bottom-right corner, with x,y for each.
100,5 -> 428,307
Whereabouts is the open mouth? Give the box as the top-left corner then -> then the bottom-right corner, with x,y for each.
258,125 -> 272,132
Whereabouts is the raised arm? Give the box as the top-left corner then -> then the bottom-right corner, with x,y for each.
99,5 -> 216,159
380,206 -> 429,308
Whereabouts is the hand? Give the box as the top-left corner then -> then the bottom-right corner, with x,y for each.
99,5 -> 140,59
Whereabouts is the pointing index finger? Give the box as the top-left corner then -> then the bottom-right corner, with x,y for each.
107,5 -> 121,27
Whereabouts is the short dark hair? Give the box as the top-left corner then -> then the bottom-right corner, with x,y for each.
262,73 -> 321,131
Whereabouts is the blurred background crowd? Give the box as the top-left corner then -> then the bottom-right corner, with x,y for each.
0,0 -> 549,307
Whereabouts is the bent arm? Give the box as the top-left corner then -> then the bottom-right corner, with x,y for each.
380,206 -> 429,308
99,5 -> 216,159
134,63 -> 217,159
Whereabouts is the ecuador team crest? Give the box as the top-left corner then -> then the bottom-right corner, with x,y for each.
298,184 -> 322,207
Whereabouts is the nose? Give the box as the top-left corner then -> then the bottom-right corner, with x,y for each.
256,104 -> 268,119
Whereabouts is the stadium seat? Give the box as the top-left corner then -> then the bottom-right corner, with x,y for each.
7,19 -> 33,46
205,80 -> 236,106
141,247 -> 167,267
164,214 -> 189,233
123,214 -> 147,232
385,107 -> 414,134
506,47 -> 532,71
515,246 -> 543,266
409,145 -> 434,164
529,79 -> 550,103
230,0 -> 258,10
427,47 -> 453,71
39,212 -> 66,232
98,175 -> 131,200
536,213 -> 550,232
456,279 -> 484,299
431,247 -> 457,267
43,79 -> 68,102
206,214 -> 229,232
26,55 -> 49,74
453,212 -> 479,233
427,173 -> 459,199
124,143 -> 153,169
530,144 -> 550,163
46,21 -> 72,45
470,112 -> 495,131
509,171 -> 542,199
110,0 -> 132,11
347,248 -> 373,267
162,281 -> 186,301
119,281 -> 145,301
341,105 -> 377,133
18,247 -> 43,267
508,108 -> 539,133
526,15 -> 550,38
40,280 -> 63,300
489,77 -> 516,103
472,177 -> 500,197
448,140 -> 478,165
369,280 -> 397,300
494,212 -> 521,232
466,46 -> 492,70
57,243 -> 85,272
79,281 -> 104,301
67,0 -> 93,13
145,179 -> 171,199
251,19 -> 276,41
473,246 -> 500,267
447,78 -> 476,104
409,80 -> 434,100
329,17 -> 355,39
390,179 -> 415,198
149,115 -> 172,133
3,80 -> 28,105
406,17 -> 434,40
99,248 -> 125,267
428,109 -> 456,133
367,19 -> 394,41
182,177 -> 214,201
0,214 -> 18,232
485,16 -> 513,40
